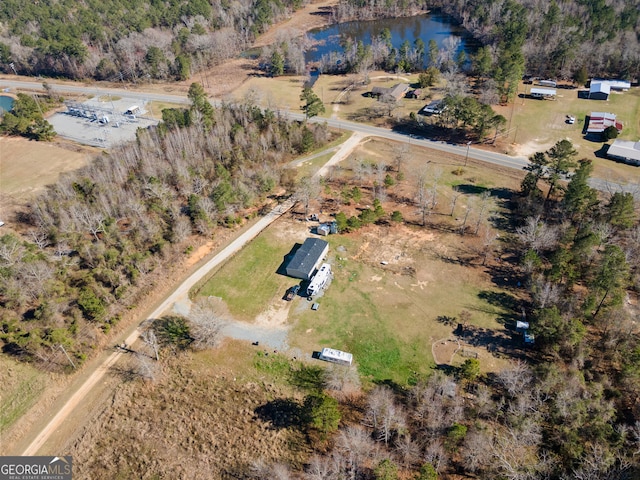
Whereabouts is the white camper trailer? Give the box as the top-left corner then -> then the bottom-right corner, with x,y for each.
319,347 -> 353,366
307,263 -> 331,296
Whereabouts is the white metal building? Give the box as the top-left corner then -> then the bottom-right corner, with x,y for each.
530,87 -> 557,99
607,140 -> 640,165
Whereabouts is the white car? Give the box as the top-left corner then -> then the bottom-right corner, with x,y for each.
0,221 -> 4,227
566,115 -> 576,124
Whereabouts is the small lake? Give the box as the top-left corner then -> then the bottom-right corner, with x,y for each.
305,13 -> 475,67
0,95 -> 14,114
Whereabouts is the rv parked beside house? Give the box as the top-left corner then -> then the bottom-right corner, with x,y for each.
307,263 -> 331,297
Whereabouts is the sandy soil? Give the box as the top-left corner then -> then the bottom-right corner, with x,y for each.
254,0 -> 337,48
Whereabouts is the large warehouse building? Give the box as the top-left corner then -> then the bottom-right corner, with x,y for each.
286,238 -> 329,280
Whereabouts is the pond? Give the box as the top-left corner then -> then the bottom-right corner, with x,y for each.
0,95 -> 14,114
305,13 -> 476,68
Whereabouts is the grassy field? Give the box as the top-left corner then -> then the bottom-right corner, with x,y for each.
0,136 -> 92,204
68,341 -> 316,478
194,136 -> 520,386
196,232 -> 297,321
231,74 -> 309,112
145,100 -> 187,120
0,357 -> 48,434
495,82 -> 640,180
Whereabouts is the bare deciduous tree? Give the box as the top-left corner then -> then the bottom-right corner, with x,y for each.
304,455 -> 337,480
450,185 -> 463,217
28,228 -> 50,250
188,297 -> 227,349
393,143 -> 409,177
474,191 -> 493,235
462,427 -> 493,473
516,216 -> 559,252
530,276 -> 562,309
141,328 -> 159,361
133,352 -> 160,382
334,425 -> 377,480
364,386 -> 407,445
295,176 -> 321,220
496,361 -> 533,398
323,364 -> 361,397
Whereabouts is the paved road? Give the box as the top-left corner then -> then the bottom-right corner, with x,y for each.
2,76 -> 638,198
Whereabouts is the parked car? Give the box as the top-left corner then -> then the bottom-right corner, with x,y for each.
285,285 -> 300,301
566,115 -> 576,124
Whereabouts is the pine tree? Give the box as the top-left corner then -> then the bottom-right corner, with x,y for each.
300,87 -> 325,119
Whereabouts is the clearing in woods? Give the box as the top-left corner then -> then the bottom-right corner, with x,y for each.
195,137 -> 523,385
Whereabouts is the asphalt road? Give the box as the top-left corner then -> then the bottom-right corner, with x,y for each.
1,76 -> 639,197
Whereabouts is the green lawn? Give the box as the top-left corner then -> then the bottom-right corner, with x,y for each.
195,216 -> 514,386
195,232 -> 295,321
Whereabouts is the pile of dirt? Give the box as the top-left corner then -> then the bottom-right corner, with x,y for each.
68,353 -> 309,479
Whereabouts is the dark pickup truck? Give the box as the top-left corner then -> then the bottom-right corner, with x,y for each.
285,285 -> 300,301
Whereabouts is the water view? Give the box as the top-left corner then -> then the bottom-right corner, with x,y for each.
0,95 -> 14,114
305,13 -> 476,67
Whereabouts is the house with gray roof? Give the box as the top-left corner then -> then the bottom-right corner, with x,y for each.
285,238 -> 329,280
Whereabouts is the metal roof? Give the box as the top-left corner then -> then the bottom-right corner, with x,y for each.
530,87 -> 556,96
607,140 -> 640,162
587,112 -> 622,133
286,238 -> 328,278
591,79 -> 631,90
590,81 -> 611,95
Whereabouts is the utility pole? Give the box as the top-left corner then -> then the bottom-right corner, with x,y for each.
464,141 -> 472,167
59,344 -> 76,369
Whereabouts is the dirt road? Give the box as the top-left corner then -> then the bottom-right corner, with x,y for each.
20,132 -> 365,456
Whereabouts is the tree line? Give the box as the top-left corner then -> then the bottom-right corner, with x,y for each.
0,0 -> 303,80
0,83 -> 329,368
333,0 -> 639,87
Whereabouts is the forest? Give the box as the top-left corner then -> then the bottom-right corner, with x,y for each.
0,0 -> 637,82
0,0 -> 303,80
0,83 -> 330,367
